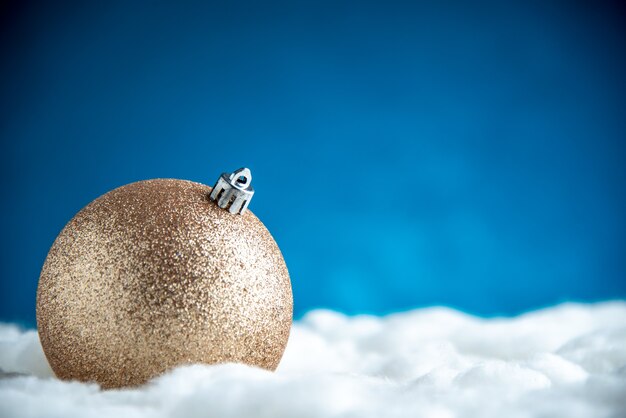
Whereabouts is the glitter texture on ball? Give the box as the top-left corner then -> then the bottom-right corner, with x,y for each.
36,179 -> 293,389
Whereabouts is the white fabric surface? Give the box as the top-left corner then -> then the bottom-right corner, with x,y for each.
1,301 -> 625,418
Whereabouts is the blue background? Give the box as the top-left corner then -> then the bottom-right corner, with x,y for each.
1,1 -> 624,326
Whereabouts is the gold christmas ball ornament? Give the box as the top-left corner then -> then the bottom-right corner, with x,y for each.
36,168 -> 293,389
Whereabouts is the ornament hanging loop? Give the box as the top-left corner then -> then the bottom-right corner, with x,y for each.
210,167 -> 255,215
230,168 -> 252,189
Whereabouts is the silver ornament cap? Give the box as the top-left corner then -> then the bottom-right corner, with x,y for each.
209,167 -> 255,214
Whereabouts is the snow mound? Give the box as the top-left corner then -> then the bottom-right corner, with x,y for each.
1,301 -> 625,417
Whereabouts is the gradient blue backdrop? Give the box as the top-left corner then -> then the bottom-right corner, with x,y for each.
1,0 -> 624,326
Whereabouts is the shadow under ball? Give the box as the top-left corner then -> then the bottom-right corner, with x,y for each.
36,179 -> 293,388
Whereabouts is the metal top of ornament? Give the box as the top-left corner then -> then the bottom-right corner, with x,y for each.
209,167 -> 255,215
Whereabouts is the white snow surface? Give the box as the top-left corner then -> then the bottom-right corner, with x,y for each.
1,302 -> 626,418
